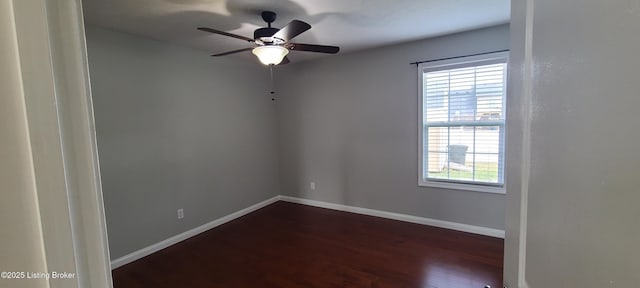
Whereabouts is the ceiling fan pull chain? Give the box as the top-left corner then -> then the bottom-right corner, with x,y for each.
269,64 -> 276,101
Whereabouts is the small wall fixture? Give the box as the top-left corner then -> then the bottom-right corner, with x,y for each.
252,46 -> 289,65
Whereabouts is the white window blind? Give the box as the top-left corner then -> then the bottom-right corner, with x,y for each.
418,52 -> 507,193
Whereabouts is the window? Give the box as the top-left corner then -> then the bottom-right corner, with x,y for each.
418,52 -> 508,193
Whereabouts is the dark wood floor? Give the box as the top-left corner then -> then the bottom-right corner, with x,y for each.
113,201 -> 503,288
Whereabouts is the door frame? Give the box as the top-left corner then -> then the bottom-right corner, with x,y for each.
11,0 -> 113,287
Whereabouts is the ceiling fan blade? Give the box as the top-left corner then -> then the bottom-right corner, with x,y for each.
272,20 -> 311,42
211,48 -> 253,57
279,56 -> 290,65
287,43 -> 340,54
197,27 -> 253,42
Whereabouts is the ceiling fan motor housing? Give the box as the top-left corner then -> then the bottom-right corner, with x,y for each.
254,27 -> 283,45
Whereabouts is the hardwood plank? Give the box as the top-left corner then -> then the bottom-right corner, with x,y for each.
113,201 -> 503,288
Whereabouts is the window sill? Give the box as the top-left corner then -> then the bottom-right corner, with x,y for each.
419,179 -> 506,194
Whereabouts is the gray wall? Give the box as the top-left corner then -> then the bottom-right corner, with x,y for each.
508,0 -> 640,286
86,26 -> 279,259
277,25 -> 509,230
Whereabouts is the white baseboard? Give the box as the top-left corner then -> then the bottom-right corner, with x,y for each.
111,194 -> 504,269
110,196 -> 281,269
279,196 -> 505,239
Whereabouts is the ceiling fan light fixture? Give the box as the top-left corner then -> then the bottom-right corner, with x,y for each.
252,46 -> 289,65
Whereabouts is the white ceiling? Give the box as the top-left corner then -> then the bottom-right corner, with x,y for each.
82,0 -> 510,63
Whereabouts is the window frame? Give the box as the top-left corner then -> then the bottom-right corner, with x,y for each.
417,51 -> 508,194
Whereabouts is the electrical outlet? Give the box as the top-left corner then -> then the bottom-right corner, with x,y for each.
177,208 -> 184,219
310,182 -> 315,190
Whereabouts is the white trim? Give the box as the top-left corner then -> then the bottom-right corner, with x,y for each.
46,1 -> 114,287
419,179 -> 506,194
13,1 -> 77,282
517,0 -> 534,286
110,196 -> 281,269
280,196 -> 505,238
12,1 -> 115,287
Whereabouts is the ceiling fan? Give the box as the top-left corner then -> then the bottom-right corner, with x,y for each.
197,11 -> 340,65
